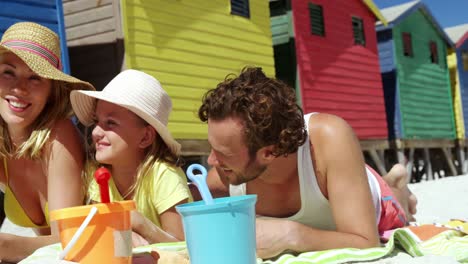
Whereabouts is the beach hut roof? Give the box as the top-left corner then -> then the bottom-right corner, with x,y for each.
268,0 -> 387,25
376,0 -> 453,46
445,24 -> 468,48
362,0 -> 388,25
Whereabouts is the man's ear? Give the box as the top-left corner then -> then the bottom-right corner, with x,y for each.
139,126 -> 156,148
257,145 -> 276,164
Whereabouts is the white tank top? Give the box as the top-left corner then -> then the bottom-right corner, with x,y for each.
230,113 -> 382,230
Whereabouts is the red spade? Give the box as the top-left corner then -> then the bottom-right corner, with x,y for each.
94,167 -> 111,203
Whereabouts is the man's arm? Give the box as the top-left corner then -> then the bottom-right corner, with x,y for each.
256,113 -> 380,258
312,113 -> 379,246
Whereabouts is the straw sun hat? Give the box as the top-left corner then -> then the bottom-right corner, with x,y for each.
70,69 -> 181,156
0,22 -> 94,91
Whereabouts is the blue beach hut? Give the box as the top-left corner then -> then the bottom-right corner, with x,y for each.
0,0 -> 71,73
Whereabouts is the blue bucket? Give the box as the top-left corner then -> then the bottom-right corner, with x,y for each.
176,195 -> 257,264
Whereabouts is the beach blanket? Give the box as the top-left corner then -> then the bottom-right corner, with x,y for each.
19,220 -> 468,264
262,220 -> 468,264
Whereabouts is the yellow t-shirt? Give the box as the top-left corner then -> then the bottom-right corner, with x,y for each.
88,162 -> 192,227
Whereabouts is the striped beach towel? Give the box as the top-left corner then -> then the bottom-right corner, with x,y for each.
19,222 -> 468,264
263,225 -> 467,264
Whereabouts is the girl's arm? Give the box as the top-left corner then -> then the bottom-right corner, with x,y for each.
132,199 -> 189,244
158,200 -> 188,241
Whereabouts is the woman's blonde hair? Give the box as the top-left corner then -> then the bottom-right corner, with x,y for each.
0,80 -> 74,159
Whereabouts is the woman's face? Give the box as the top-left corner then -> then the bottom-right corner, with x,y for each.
92,100 -> 151,165
0,52 -> 52,132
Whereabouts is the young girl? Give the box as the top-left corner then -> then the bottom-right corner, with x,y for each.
0,22 -> 95,262
70,69 -> 192,244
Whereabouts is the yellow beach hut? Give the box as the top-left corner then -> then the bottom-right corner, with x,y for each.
63,0 -> 275,155
446,24 -> 468,173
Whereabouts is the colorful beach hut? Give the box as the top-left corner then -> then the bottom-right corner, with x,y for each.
270,0 -> 389,173
376,1 -> 457,178
63,0 -> 274,155
446,23 -> 468,173
0,0 -> 70,73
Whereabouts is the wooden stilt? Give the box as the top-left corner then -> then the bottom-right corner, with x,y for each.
442,147 -> 458,176
397,149 -> 406,164
423,148 -> 433,180
406,148 -> 415,183
368,150 -> 387,175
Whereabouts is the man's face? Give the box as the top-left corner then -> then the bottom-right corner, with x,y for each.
207,116 -> 267,185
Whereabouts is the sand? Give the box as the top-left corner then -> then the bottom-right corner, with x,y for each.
409,174 -> 468,224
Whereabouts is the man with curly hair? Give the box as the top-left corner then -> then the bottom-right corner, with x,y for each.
197,67 -> 417,259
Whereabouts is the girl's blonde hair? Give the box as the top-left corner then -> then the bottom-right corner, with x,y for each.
0,80 -> 74,159
131,133 -> 182,200
84,121 -> 183,201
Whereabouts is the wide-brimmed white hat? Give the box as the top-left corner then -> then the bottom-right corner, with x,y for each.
70,69 -> 181,155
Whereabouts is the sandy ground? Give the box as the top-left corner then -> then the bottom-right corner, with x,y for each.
2,174 -> 468,263
409,174 -> 468,224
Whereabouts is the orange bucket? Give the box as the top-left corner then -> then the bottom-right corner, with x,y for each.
50,201 -> 135,264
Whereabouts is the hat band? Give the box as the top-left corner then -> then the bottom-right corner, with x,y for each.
2,40 -> 61,70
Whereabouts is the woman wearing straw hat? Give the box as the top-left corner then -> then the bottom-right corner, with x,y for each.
0,22 -> 95,261
71,69 -> 192,245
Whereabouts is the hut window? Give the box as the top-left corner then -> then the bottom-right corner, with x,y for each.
231,0 -> 250,18
429,41 -> 438,64
270,0 -> 290,16
352,16 -> 365,46
309,3 -> 325,36
463,51 -> 468,71
402,32 -> 413,57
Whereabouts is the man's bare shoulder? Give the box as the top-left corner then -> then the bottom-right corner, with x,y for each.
307,113 -> 362,168
308,113 -> 356,142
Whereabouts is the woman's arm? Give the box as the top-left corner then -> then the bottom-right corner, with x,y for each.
0,232 -> 59,262
46,119 -> 86,221
0,120 -> 85,262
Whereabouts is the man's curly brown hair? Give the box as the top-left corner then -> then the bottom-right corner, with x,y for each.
199,67 -> 307,157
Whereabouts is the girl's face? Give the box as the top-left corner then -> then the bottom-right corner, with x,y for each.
0,52 -> 52,131
92,100 -> 151,165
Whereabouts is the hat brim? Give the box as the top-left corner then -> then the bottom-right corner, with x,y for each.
70,90 -> 181,156
0,46 -> 95,91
